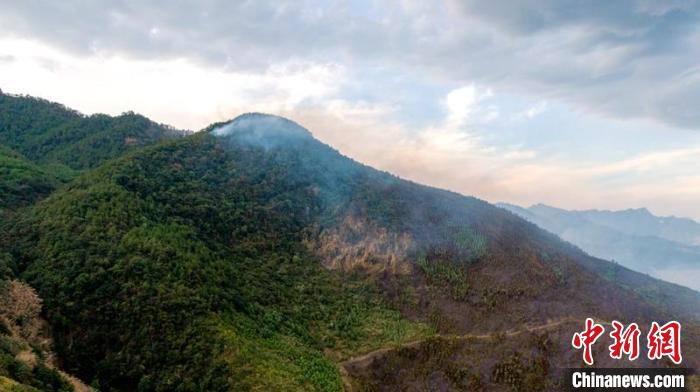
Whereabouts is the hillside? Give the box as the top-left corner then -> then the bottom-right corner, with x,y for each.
2,112 -> 699,390
499,203 -> 700,291
0,145 -> 62,211
0,91 -> 185,212
0,91 -> 186,170
2,117 -> 434,391
0,93 -> 189,390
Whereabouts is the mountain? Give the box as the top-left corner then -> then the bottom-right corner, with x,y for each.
498,203 -> 700,291
0,91 -> 185,171
0,145 -> 61,211
0,91 -> 185,212
1,105 -> 699,390
580,207 -> 700,246
3,115 -> 435,391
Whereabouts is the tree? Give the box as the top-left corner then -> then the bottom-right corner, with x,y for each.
0,279 -> 44,343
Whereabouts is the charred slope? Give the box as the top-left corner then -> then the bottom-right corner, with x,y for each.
3,113 -> 699,390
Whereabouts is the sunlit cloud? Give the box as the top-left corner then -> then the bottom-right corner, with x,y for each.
0,38 -> 345,130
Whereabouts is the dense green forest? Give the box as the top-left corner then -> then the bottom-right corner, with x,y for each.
1,97 -> 699,391
3,125 -> 432,390
0,92 -> 182,171
0,145 -> 61,211
0,92 -> 183,213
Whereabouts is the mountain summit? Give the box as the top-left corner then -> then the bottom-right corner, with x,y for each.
210,113 -> 314,150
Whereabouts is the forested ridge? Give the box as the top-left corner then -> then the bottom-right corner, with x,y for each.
0,92 -> 183,170
2,117 -> 432,390
1,96 -> 699,391
0,92 -> 183,213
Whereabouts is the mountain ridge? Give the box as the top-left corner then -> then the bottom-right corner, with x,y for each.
0,92 -> 186,170
516,202 -> 700,245
498,202 -> 700,291
0,92 -> 187,213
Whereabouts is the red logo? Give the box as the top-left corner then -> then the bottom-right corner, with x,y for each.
572,319 -> 682,365
647,321 -> 682,364
609,321 -> 640,361
572,318 -> 606,365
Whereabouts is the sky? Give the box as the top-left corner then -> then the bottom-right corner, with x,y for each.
1,0 -> 699,220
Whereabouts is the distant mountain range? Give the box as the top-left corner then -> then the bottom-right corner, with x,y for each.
498,203 -> 700,291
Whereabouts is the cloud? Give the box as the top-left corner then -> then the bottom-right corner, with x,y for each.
0,38 -> 344,130
523,101 -> 548,119
445,84 -> 495,125
1,1 -> 699,129
582,147 -> 700,177
447,0 -> 696,36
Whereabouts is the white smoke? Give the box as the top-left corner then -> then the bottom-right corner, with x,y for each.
210,113 -> 313,150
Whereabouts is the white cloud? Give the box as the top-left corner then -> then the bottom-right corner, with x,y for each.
524,101 -> 548,118
2,0 -> 699,129
445,84 -> 496,126
0,37 -> 345,130
446,85 -> 479,124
